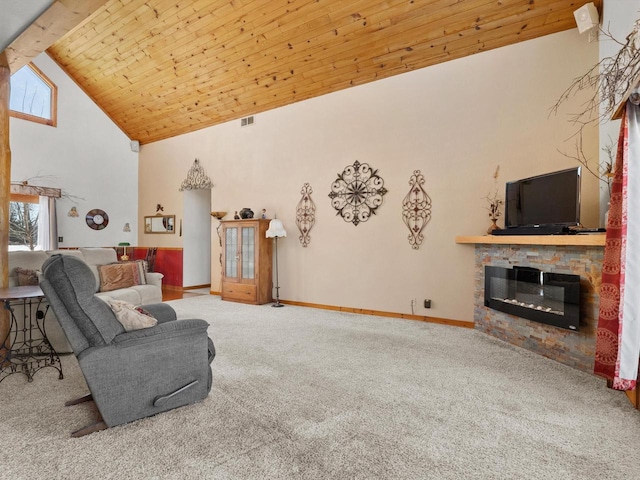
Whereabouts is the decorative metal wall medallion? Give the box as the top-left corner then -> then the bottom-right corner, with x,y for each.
296,183 -> 316,247
402,170 -> 432,249
328,160 -> 387,226
179,158 -> 213,191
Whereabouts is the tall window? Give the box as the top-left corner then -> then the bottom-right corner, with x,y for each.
9,194 -> 40,251
9,63 -> 57,127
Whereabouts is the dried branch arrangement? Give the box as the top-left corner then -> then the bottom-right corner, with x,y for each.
557,134 -> 615,197
483,165 -> 503,221
552,21 -> 640,194
552,22 -> 640,126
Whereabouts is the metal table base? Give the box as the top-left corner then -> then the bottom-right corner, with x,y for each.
1,286 -> 63,384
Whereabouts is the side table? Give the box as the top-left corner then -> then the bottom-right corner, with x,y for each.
0,285 -> 63,384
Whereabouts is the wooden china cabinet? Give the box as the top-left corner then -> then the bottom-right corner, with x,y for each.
220,219 -> 273,305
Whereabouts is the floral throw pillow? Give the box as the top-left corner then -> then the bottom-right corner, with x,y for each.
105,298 -> 157,331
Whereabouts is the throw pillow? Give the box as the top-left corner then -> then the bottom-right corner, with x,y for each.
98,262 -> 142,292
15,267 -> 39,286
105,298 -> 157,331
132,259 -> 147,285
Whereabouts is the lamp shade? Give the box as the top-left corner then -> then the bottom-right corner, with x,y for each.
266,219 -> 287,238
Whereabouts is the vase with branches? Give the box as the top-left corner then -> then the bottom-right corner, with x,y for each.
483,165 -> 503,234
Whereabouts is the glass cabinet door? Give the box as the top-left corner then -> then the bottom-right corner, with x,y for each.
225,227 -> 238,278
241,226 -> 255,279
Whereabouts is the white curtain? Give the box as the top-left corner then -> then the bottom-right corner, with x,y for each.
36,196 -> 58,251
618,103 -> 640,386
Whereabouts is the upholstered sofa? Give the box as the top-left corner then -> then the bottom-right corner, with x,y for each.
8,248 -> 163,353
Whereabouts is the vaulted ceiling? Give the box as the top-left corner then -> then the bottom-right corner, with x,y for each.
12,0 -> 601,145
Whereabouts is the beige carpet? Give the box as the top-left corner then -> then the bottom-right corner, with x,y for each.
1,295 -> 639,479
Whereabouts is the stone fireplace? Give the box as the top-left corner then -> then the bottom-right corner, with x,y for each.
456,235 -> 605,373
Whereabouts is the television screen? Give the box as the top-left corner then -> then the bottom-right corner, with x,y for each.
504,167 -> 581,229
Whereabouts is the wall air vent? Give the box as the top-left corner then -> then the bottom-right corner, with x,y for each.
240,116 -> 255,127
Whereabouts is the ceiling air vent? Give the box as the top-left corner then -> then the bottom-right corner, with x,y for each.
240,116 -> 255,127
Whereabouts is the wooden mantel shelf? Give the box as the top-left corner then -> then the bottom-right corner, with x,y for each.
455,234 -> 606,247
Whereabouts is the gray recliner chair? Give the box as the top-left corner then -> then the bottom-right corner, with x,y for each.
40,254 -> 215,437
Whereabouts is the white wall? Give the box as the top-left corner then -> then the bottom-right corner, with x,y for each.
140,29 -> 600,321
599,0 -> 640,224
9,53 -> 138,248
183,188 -> 211,286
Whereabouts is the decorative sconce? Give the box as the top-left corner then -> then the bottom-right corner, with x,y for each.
68,206 -> 79,217
210,211 -> 227,220
179,158 -> 214,191
211,211 -> 228,266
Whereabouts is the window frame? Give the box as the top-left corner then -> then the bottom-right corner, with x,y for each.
9,63 -> 58,127
9,193 -> 41,251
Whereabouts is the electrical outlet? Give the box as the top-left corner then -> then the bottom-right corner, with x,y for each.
424,299 -> 431,309
58,236 -> 63,243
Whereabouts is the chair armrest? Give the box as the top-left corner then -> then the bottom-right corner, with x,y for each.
145,272 -> 163,288
112,318 -> 209,346
77,319 -> 213,427
141,303 -> 177,323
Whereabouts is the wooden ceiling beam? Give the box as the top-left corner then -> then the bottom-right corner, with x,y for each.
4,0 -> 110,73
1,52 -> 11,358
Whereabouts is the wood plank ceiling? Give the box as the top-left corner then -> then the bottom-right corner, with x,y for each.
46,0 -> 601,145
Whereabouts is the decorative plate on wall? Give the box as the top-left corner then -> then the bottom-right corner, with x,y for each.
86,209 -> 109,230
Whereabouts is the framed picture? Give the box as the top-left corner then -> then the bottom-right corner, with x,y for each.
144,215 -> 175,234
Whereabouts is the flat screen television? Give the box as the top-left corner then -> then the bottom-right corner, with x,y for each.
503,167 -> 581,234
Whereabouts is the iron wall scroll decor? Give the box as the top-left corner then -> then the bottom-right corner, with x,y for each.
296,183 -> 316,247
402,170 -> 432,249
328,160 -> 388,226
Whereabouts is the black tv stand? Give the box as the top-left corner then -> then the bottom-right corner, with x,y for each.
491,226 -> 567,236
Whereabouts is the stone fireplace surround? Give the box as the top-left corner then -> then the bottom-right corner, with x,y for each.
456,235 -> 605,373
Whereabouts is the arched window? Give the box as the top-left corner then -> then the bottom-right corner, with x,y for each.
9,63 -> 57,127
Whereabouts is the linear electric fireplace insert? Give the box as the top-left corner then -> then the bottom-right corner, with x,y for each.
484,266 -> 580,331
